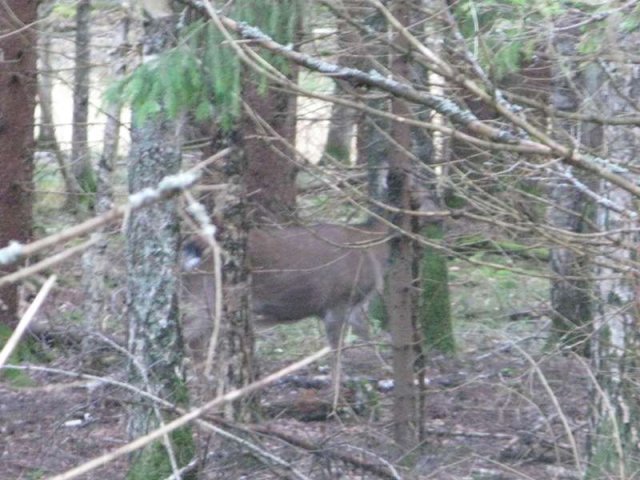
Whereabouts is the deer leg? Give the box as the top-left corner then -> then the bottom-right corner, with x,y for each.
323,306 -> 350,411
348,296 -> 372,342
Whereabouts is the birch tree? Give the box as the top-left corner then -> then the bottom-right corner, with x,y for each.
587,17 -> 640,479
548,12 -> 600,355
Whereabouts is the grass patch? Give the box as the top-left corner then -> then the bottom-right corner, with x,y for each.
256,318 -> 328,363
449,255 -> 549,351
0,325 -> 50,387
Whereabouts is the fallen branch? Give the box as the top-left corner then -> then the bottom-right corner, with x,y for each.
253,424 -> 403,480
45,347 -> 330,480
2,363 -> 311,480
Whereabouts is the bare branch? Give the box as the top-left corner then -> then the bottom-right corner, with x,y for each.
0,148 -> 232,268
0,275 -> 57,368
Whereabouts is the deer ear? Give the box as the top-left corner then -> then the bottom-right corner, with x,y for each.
181,240 -> 204,271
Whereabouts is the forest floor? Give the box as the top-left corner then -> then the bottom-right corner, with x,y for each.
2,11 -> 588,479
1,254 -> 588,480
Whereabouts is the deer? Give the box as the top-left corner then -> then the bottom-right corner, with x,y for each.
180,221 -> 389,382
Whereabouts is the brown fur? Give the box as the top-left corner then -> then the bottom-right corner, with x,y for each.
181,222 -> 389,362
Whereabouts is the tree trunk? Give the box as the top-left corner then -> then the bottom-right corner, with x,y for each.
547,13 -> 599,356
408,12 -> 453,357
81,9 -> 129,360
586,22 -> 640,479
385,0 -> 419,451
210,139 -> 255,422
0,1 -> 37,329
71,0 -> 94,198
125,13 -> 194,480
243,80 -> 298,222
321,5 -> 362,167
419,221 -> 454,354
353,4 -> 391,206
241,1 -> 301,223
37,21 -> 81,207
323,81 -> 355,165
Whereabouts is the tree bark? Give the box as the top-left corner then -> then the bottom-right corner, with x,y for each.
352,3 -> 390,208
323,81 -> 355,165
241,1 -> 301,223
587,20 -> 640,480
211,139 -> 255,421
125,13 -> 195,480
547,13 -> 599,356
385,0 -> 418,451
81,9 -> 129,359
322,12 -> 359,165
419,221 -> 454,354
409,9 -> 453,357
0,1 -> 37,329
243,80 -> 298,222
70,0 -> 94,197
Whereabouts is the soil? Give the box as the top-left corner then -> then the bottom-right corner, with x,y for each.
1,314 -> 588,480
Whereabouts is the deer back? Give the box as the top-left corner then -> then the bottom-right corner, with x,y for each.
181,221 -> 389,356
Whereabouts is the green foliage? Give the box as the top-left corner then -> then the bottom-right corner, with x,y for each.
25,470 -> 46,480
620,6 -> 640,33
106,23 -> 227,126
367,293 -> 388,330
453,0 -> 557,79
0,325 -> 47,387
583,412 -> 640,480
324,144 -> 351,164
449,254 -> 548,348
107,1 -> 301,130
51,2 -> 76,19
444,191 -> 467,209
235,0 -> 301,54
127,427 -> 196,480
577,24 -> 606,54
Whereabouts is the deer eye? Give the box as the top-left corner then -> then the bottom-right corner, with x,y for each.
182,241 -> 204,271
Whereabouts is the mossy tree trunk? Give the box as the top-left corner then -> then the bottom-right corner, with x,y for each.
125,13 -> 195,480
405,13 -> 453,357
322,7 -> 360,166
210,138 -> 255,422
419,222 -> 454,354
323,81 -> 355,165
354,4 -> 391,207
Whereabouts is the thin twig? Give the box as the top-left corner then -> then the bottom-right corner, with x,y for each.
0,149 -> 231,268
0,238 -> 97,288
510,343 -> 583,474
